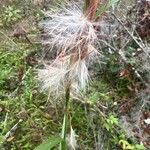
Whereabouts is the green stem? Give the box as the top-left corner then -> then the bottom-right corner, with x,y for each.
60,85 -> 70,150
62,85 -> 70,139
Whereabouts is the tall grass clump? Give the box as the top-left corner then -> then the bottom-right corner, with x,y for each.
36,0 -> 105,149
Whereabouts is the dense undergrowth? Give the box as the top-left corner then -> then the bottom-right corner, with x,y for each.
0,0 -> 149,150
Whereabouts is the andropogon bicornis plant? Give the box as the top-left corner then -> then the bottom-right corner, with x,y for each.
37,0 -> 109,149
38,0 -> 101,96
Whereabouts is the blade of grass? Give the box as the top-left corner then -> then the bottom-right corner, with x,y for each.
60,85 -> 70,150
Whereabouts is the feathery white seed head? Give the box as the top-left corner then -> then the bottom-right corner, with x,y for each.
38,3 -> 100,97
38,58 -> 69,95
67,126 -> 78,150
40,4 -> 98,53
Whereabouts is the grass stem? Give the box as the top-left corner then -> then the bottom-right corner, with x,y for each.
60,84 -> 70,150
84,0 -> 90,11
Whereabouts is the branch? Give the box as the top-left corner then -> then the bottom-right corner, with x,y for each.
112,13 -> 146,51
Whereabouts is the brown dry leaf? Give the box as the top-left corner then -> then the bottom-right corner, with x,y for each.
25,56 -> 38,67
0,106 -> 3,112
33,0 -> 44,6
18,66 -> 24,82
119,69 -> 130,77
6,136 -> 15,142
127,83 -> 140,94
17,109 -> 28,120
0,105 -> 6,112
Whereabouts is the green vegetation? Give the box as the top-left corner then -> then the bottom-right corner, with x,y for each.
2,5 -> 22,26
0,0 -> 149,150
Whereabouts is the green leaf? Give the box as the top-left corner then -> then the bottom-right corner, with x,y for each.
104,123 -> 110,131
119,140 -> 131,150
135,144 -> 146,150
97,0 -> 119,16
59,114 -> 67,149
0,136 -> 4,144
126,145 -> 134,150
34,137 -> 63,150
110,115 -> 118,125
108,0 -> 119,8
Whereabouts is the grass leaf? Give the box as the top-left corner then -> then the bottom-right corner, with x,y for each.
34,137 -> 63,150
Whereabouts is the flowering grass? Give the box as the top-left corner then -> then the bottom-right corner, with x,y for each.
38,2 -> 101,97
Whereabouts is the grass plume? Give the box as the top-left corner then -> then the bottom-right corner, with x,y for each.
38,1 -> 100,148
38,1 -> 101,97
